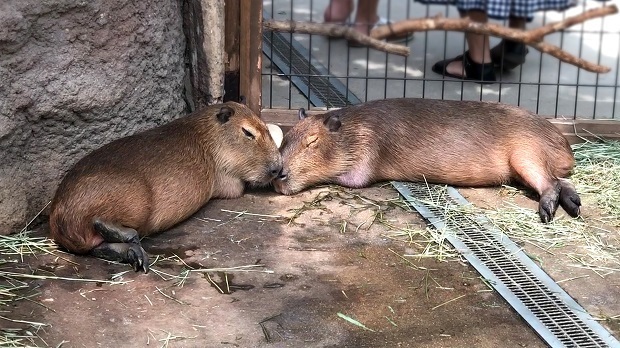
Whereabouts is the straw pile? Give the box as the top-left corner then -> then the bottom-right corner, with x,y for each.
385,141 -> 620,276
1,231 -> 58,347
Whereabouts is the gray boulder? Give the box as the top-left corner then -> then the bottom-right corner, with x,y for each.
0,0 -> 188,234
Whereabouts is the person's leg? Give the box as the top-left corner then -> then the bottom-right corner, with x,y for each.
490,16 -> 529,70
352,0 -> 380,35
508,16 -> 526,30
431,9 -> 495,82
444,10 -> 491,77
324,0 -> 354,23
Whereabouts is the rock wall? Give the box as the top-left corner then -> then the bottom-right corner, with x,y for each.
0,0 -> 188,234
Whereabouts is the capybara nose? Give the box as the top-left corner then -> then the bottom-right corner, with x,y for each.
270,163 -> 283,178
277,168 -> 288,181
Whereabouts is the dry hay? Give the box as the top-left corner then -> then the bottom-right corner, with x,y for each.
571,140 -> 620,226
382,140 -> 620,278
1,231 -> 59,347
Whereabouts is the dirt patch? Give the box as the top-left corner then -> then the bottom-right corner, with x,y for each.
3,185 -> 619,347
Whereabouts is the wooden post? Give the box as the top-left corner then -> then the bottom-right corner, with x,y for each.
224,0 -> 241,104
240,1 -> 263,114
183,0 -> 225,109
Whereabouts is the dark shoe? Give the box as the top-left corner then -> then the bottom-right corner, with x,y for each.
490,40 -> 529,71
431,51 -> 496,84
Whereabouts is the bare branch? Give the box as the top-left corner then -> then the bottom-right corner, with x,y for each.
370,4 -> 617,73
263,19 -> 410,56
528,5 -> 617,39
531,41 -> 609,73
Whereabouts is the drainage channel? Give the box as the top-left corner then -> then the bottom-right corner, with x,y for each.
392,181 -> 620,348
262,30 -> 360,108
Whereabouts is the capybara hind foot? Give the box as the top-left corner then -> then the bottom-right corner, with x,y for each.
93,218 -> 141,243
91,242 -> 150,273
92,219 -> 149,273
538,181 -> 561,223
558,178 -> 581,218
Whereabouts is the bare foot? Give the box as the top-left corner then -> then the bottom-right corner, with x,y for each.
446,59 -> 466,78
444,54 -> 491,78
324,0 -> 354,24
352,15 -> 379,36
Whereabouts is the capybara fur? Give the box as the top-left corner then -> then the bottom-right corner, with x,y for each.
50,102 -> 282,272
273,98 -> 580,223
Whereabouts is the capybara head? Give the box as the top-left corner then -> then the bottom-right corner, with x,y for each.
273,108 -> 349,195
212,102 -> 282,186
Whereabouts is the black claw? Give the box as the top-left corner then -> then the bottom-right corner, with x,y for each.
91,219 -> 150,273
127,244 -> 149,273
140,246 -> 150,274
558,180 -> 582,218
538,198 -> 557,223
561,196 -> 581,218
560,193 -> 581,217
539,209 -> 551,223
91,241 -> 149,274
538,182 -> 561,223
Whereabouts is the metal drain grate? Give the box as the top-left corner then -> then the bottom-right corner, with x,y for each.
263,30 -> 360,108
392,181 -> 620,348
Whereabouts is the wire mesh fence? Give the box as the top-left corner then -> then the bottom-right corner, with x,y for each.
262,0 -> 619,119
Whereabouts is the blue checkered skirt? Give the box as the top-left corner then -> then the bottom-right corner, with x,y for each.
417,0 -> 576,20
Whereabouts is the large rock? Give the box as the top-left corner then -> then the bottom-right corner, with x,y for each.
0,0 -> 188,234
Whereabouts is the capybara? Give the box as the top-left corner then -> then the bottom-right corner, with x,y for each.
273,98 -> 581,223
50,102 -> 282,273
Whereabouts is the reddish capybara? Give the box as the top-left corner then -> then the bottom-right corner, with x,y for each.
273,98 -> 580,223
50,102 -> 282,273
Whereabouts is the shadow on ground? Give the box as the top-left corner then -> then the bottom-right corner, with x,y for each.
6,185 -> 619,347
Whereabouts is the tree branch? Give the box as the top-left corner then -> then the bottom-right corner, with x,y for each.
370,4 -> 617,73
263,19 -> 410,56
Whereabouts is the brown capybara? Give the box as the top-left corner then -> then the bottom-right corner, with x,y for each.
273,98 -> 580,223
50,102 -> 282,273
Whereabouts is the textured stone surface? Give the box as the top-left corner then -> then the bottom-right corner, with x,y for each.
0,0 -> 188,234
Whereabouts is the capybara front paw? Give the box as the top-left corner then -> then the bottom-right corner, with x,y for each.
127,244 -> 150,274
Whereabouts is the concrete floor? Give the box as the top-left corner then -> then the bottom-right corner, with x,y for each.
262,0 -> 620,119
13,185 -> 620,347
256,2 -> 620,347
4,2 -> 619,347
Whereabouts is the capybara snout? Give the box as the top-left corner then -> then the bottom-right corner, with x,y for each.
49,101 -> 281,272
214,105 -> 283,185
273,98 -> 581,223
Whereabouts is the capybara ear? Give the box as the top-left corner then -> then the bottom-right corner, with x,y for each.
267,123 -> 284,148
303,134 -> 319,148
298,108 -> 307,120
323,115 -> 341,132
239,95 -> 247,105
217,106 -> 235,123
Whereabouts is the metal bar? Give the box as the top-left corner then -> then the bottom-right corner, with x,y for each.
261,29 -> 361,108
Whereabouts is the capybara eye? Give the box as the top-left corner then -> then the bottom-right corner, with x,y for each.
242,127 -> 255,140
304,134 -> 318,148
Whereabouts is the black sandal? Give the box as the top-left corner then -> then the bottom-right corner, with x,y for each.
432,51 -> 496,84
490,40 -> 529,71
